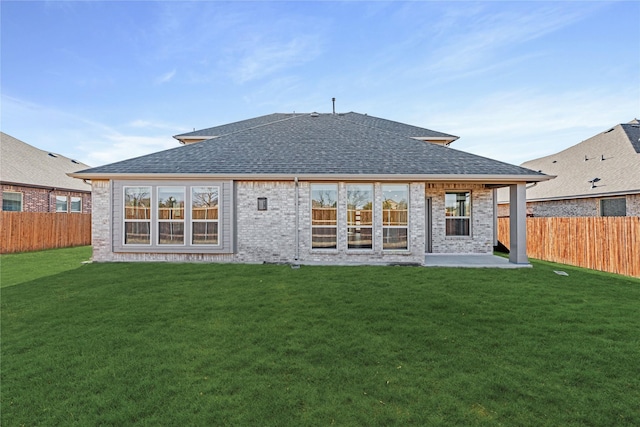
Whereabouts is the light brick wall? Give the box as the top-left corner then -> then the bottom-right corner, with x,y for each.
1,184 -> 91,213
234,181 -> 297,263
628,194 -> 640,216
427,183 -> 494,254
529,198 -> 597,217
91,180 -> 497,263
91,180 -> 112,261
499,194 -> 640,218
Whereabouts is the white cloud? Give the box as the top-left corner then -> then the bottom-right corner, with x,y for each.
83,134 -> 177,166
154,69 -> 176,85
428,90 -> 639,165
0,94 -> 179,166
426,4 -> 599,76
228,34 -> 323,83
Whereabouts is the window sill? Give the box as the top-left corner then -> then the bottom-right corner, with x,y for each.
445,236 -> 473,240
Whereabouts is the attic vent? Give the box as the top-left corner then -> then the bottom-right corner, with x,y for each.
310,112 -> 319,117
48,153 -> 58,158
604,128 -> 614,133
71,159 -> 80,164
552,160 -> 557,163
588,177 -> 600,189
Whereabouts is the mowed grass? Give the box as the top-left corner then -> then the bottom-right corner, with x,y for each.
2,248 -> 639,426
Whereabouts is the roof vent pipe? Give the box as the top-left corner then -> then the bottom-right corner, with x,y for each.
332,97 -> 336,115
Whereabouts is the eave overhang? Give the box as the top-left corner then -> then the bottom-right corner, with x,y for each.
68,172 -> 553,184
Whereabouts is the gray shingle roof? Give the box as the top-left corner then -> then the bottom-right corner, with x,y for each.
339,112 -> 458,139
174,112 -> 458,141
76,113 -> 545,179
496,121 -> 640,202
174,113 -> 297,138
1,132 -> 91,192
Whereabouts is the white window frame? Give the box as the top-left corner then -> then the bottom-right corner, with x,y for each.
70,196 -> 82,213
445,191 -> 471,237
123,186 -> 152,246
191,186 -> 221,246
310,184 -> 338,250
382,184 -> 409,250
346,184 -> 374,250
157,186 -> 186,246
55,195 -> 68,213
2,191 -> 23,212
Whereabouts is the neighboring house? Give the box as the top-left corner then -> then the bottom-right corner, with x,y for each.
497,120 -> 640,217
1,132 -> 92,213
70,112 -> 549,265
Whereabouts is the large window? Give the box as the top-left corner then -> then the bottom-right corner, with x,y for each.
192,186 -> 219,245
347,184 -> 373,249
445,191 -> 471,236
382,184 -> 408,250
600,198 -> 626,217
2,192 -> 22,211
158,187 -> 185,245
124,186 -> 151,245
311,184 -> 338,249
56,196 -> 68,213
119,181 -> 230,253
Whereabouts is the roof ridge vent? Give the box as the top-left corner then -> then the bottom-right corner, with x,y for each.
310,112 -> 319,118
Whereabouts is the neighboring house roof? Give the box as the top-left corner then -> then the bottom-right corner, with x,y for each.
497,120 -> 640,203
1,132 -> 91,192
73,112 -> 548,183
173,112 -> 459,146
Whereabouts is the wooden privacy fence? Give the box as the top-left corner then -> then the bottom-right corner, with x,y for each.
498,217 -> 640,278
1,212 -> 91,254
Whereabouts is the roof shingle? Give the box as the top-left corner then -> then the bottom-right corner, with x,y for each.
76,113 -> 545,180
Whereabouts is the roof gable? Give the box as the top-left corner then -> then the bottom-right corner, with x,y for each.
75,113 -> 546,181
0,132 -> 91,192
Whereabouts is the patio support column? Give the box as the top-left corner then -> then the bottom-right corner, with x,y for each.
509,183 -> 528,264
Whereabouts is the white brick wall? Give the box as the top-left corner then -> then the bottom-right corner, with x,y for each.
91,179 -> 498,264
234,181 -> 297,263
498,194 -> 640,218
427,183 -> 494,254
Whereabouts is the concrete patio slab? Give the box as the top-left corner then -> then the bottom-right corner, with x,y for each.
424,254 -> 532,269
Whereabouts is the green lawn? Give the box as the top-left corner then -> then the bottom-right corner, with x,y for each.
2,248 -> 639,426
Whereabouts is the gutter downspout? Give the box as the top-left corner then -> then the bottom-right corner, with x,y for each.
294,177 -> 299,262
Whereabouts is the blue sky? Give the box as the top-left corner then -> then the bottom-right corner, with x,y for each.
2,1 -> 639,167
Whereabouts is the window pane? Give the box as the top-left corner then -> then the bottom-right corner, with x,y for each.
70,197 -> 82,213
2,192 -> 22,211
347,184 -> 373,226
348,227 -> 373,249
125,187 -> 151,219
382,184 -> 408,226
192,187 -> 219,219
383,228 -> 408,250
158,188 -> 185,220
312,227 -> 337,249
125,222 -> 150,244
56,196 -> 68,212
446,218 -> 470,236
158,222 -> 184,245
312,184 -> 337,226
600,198 -> 626,217
445,192 -> 470,217
192,222 -> 219,245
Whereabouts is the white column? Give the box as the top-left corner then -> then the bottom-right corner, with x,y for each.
509,183 -> 529,264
